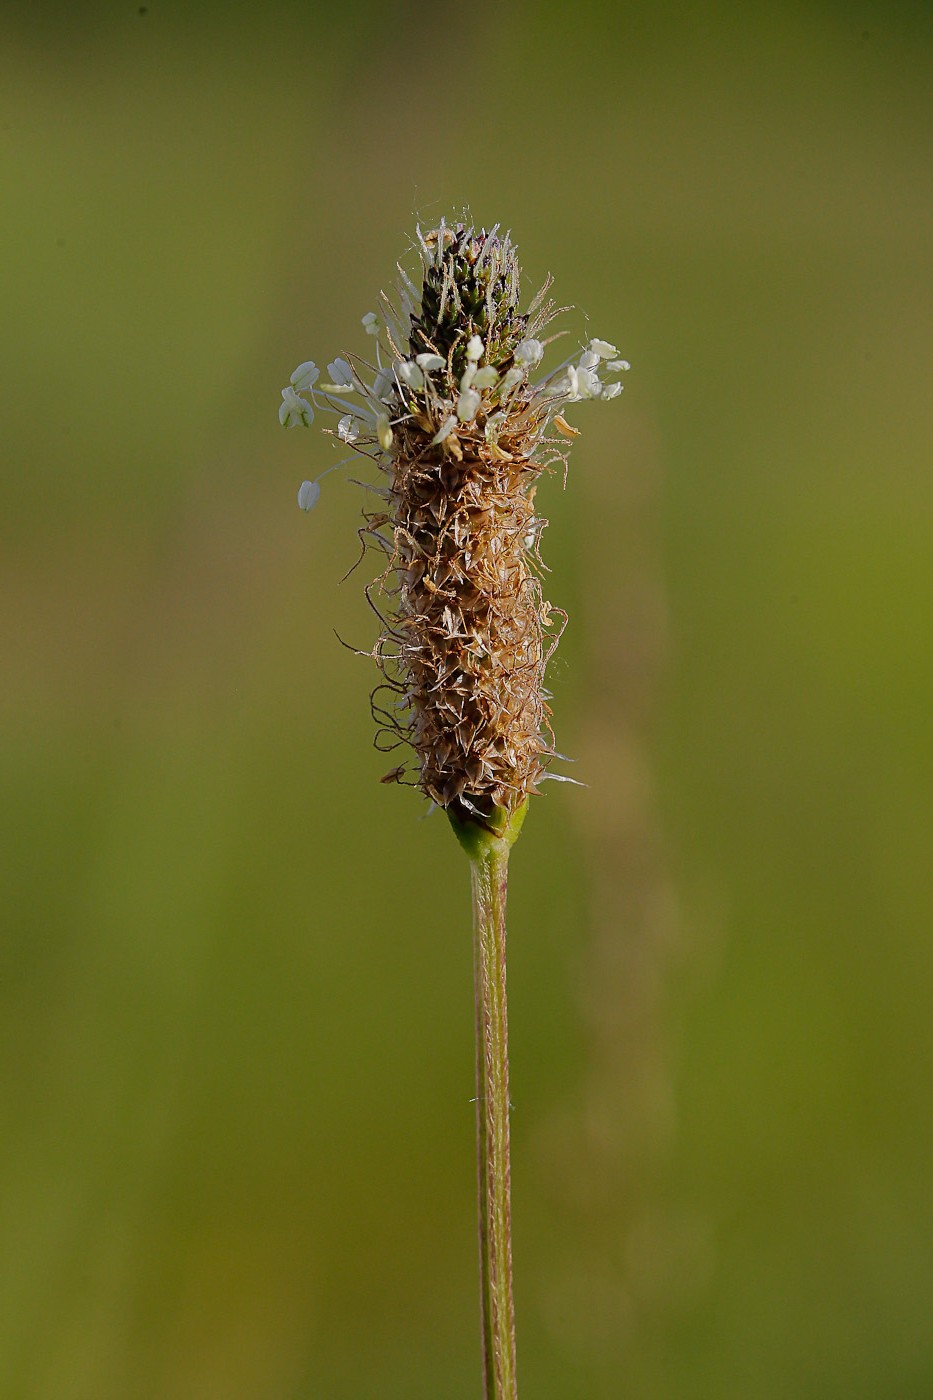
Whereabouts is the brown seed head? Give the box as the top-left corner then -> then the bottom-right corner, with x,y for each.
282,219 -> 628,824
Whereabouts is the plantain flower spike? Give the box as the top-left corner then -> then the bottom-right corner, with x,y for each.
279,219 -> 628,832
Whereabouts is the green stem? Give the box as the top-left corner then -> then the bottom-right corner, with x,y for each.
450,801 -> 527,1400
471,842 -> 517,1400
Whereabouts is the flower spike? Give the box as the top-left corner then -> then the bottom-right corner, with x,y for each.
278,218 -> 628,822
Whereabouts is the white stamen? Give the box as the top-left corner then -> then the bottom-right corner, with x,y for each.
289,361 -> 319,392
499,366 -> 524,399
514,338 -> 544,367
372,366 -> 395,400
457,387 -> 481,421
376,413 -> 394,450
398,361 -> 425,391
484,410 -> 507,443
416,352 -> 446,372
327,358 -> 354,387
297,479 -> 321,511
471,366 -> 499,390
279,385 -> 313,428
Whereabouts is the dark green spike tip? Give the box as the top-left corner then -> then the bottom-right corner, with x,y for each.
409,224 -> 528,377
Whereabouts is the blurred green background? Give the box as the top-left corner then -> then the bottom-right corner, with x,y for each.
2,2 -> 932,1396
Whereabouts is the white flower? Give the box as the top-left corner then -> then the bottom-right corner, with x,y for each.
416,352 -> 446,372
514,338 -> 544,367
376,413 -> 394,451
582,366 -> 602,400
460,362 -> 476,391
578,349 -> 600,370
600,382 -> 623,400
289,361 -> 319,392
361,312 -> 381,336
279,385 -> 313,428
397,360 -> 425,391
472,366 -> 499,390
589,338 -> 618,359
338,413 -> 358,442
607,359 -> 631,372
327,358 -> 354,388
297,479 -> 321,511
457,387 -> 481,421
432,414 -> 457,444
465,334 -> 484,361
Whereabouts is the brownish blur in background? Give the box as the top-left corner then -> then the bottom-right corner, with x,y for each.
2,2 -> 932,1396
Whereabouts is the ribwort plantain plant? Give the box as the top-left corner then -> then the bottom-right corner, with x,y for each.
279,219 -> 627,1399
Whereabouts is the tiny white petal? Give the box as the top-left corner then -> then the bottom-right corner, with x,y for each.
376,413 -> 393,451
457,387 -> 481,421
607,359 -> 631,371
361,312 -> 380,335
600,382 -> 623,400
466,334 -> 484,361
460,362 -> 476,391
578,349 -> 600,370
338,413 -> 358,442
297,480 -> 321,511
416,352 -> 446,372
432,414 -> 457,444
514,338 -> 544,367
471,366 -> 499,389
289,361 -> 319,391
397,360 -> 425,391
589,338 -> 618,359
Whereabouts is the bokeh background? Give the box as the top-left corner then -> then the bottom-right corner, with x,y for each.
3,2 -> 932,1396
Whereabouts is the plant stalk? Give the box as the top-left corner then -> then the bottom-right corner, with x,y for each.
450,801 -> 526,1399
470,836 -> 518,1400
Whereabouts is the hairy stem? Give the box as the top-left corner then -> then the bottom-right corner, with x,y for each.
470,838 -> 518,1400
